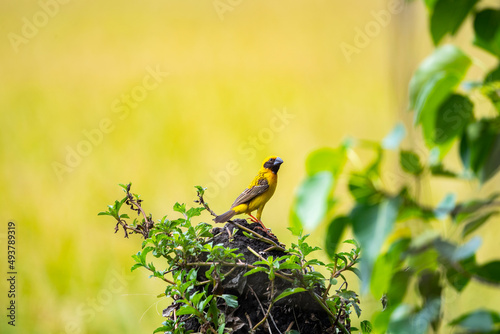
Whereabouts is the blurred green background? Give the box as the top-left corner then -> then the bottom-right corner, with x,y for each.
1,0 -> 499,333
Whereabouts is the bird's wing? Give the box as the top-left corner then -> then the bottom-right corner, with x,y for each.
230,178 -> 269,209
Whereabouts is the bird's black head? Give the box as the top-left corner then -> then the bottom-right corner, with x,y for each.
263,156 -> 284,174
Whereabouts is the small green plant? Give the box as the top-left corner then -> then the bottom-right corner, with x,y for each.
100,184 -> 370,333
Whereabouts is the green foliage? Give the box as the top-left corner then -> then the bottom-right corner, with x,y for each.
101,185 -> 369,333
450,310 -> 500,333
291,171 -> 334,230
409,45 -> 472,154
429,0 -> 479,45
473,9 -> 500,57
292,1 -> 500,332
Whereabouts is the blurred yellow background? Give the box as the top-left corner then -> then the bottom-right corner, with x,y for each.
1,0 -> 499,333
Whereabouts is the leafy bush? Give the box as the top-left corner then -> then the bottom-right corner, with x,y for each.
292,1 -> 500,333
100,184 -> 369,333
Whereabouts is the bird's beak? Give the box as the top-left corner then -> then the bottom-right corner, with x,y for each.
274,157 -> 284,166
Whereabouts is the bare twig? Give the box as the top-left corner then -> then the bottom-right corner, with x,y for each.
248,286 -> 274,334
195,188 -> 218,217
230,221 -> 285,251
124,184 -> 154,238
252,280 -> 276,332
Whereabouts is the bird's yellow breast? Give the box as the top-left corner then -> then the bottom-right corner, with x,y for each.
244,169 -> 277,213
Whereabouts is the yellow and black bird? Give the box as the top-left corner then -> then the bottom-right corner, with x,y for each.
214,156 -> 284,229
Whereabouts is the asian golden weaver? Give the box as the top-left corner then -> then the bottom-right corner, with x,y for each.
214,156 -> 284,229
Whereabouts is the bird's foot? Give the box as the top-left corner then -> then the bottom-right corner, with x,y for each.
247,214 -> 275,237
255,225 -> 276,238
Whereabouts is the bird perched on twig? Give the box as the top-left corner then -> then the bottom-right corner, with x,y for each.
214,156 -> 284,230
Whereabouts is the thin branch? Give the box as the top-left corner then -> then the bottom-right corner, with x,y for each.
195,189 -> 218,217
309,291 -> 350,334
142,265 -> 175,285
248,286 -> 274,334
333,253 -> 358,278
186,261 -> 294,283
124,185 -> 154,238
115,219 -> 143,238
230,221 -> 285,251
252,279 -> 275,332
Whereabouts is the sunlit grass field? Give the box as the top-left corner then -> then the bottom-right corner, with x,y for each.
1,1 -> 499,333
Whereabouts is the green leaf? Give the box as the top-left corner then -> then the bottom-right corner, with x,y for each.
305,147 -> 346,177
325,216 -> 350,258
445,256 -> 474,292
370,255 -> 395,299
434,236 -> 482,263
382,123 -> 406,150
418,76 -> 467,151
408,45 -> 471,133
348,173 -> 383,205
140,246 -> 154,263
360,320 -> 373,334
353,302 -> 362,318
388,299 -> 441,334
338,290 -> 358,300
370,238 -> 410,298
118,183 -> 131,191
473,9 -> 500,57
244,267 -> 267,276
97,211 -> 113,216
484,64 -> 500,113
424,0 -> 437,10
429,0 -> 479,45
481,134 -> 500,184
131,263 -> 144,271
418,270 -> 442,303
351,196 -> 402,292
173,202 -> 186,214
195,185 -> 206,196
114,197 -> 127,212
434,193 -> 456,219
186,207 -> 204,218
176,305 -> 198,316
387,270 -> 412,307
408,248 -> 439,274
462,211 -> 498,237
471,261 -> 500,284
220,294 -> 238,308
347,267 -> 361,279
153,326 -> 170,333
460,118 -> 500,183
430,163 -> 459,178
274,288 -> 307,302
433,94 -> 473,147
400,150 -> 423,175
191,291 -> 205,308
450,310 -> 500,332
293,171 -> 334,230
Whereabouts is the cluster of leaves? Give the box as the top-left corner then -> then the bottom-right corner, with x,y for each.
291,1 -> 500,333
100,185 -> 369,333
245,235 -> 368,334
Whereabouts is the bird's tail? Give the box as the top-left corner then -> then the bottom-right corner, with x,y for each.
214,210 -> 236,223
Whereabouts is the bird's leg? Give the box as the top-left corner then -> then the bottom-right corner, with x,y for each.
247,213 -> 259,223
248,213 -> 269,230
